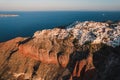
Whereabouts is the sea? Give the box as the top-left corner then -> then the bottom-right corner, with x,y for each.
0,11 -> 120,42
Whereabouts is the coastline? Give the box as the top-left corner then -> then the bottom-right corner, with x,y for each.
0,21 -> 120,80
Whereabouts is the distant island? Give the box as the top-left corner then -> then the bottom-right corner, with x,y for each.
0,14 -> 19,17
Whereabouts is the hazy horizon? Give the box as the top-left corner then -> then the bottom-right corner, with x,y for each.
0,0 -> 120,11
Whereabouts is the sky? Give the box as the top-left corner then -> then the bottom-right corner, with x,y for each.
0,0 -> 120,11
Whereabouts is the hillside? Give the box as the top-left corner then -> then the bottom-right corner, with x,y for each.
0,21 -> 120,80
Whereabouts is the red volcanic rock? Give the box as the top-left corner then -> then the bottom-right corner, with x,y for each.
0,21 -> 120,80
18,30 -> 74,68
72,60 -> 86,77
0,36 -> 120,80
69,55 -> 97,80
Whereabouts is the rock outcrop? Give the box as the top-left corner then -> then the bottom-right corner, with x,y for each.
0,21 -> 120,80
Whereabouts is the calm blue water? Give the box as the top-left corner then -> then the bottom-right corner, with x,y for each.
0,11 -> 120,42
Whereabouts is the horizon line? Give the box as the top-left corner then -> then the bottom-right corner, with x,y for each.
0,10 -> 120,12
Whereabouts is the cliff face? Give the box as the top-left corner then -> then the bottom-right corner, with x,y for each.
0,21 -> 120,80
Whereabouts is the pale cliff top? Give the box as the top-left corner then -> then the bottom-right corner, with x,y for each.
33,21 -> 120,47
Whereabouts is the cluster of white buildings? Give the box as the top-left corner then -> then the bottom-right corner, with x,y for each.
34,21 -> 120,47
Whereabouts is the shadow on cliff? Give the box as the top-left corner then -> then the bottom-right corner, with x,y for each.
93,44 -> 120,80
18,37 -> 33,46
62,45 -> 90,80
62,44 -> 120,80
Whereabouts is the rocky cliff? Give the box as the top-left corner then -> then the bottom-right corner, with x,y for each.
0,21 -> 120,80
